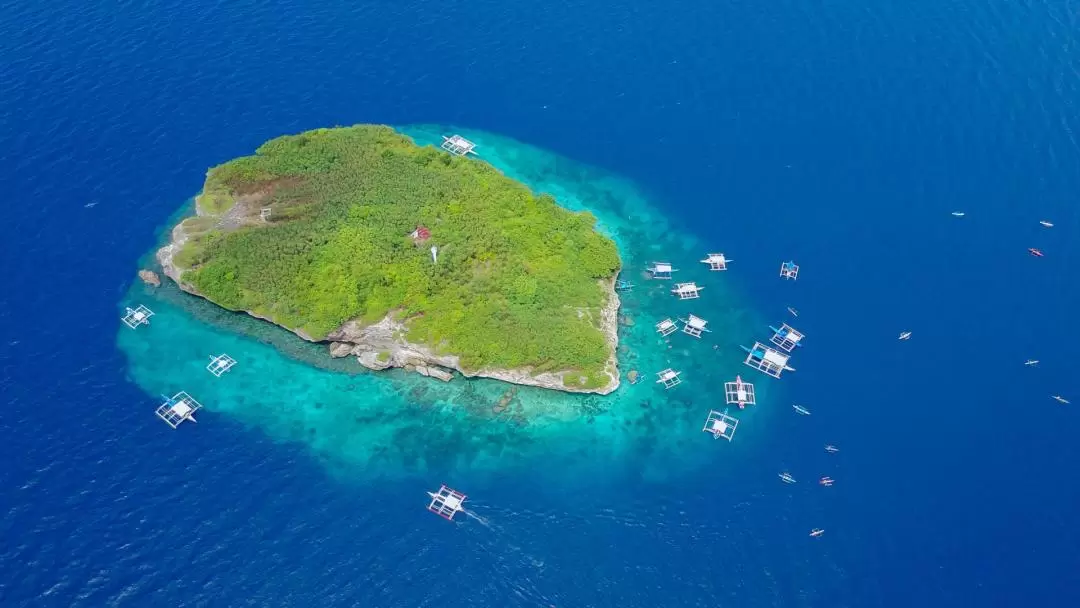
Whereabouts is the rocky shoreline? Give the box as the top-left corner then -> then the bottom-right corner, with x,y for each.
155,196 -> 621,395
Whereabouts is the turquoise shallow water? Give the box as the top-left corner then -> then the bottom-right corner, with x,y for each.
118,125 -> 780,483
13,0 -> 1080,602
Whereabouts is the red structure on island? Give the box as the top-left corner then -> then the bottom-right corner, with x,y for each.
410,226 -> 431,242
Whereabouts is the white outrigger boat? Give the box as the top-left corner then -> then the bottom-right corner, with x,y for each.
725,375 -> 755,409
951,211 -> 965,217
1039,220 -> 1054,227
787,306 -> 799,317
810,528 -> 825,538
898,331 -> 912,340
778,472 -> 796,484
1052,395 -> 1070,404
792,404 -> 811,416
1025,359 -> 1039,366
741,342 -> 796,378
426,485 -> 467,521
824,445 -> 840,453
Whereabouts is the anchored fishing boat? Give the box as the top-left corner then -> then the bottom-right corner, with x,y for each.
769,322 -> 805,352
702,410 -> 738,441
741,342 -> 796,378
724,375 -> 756,409
700,253 -> 731,271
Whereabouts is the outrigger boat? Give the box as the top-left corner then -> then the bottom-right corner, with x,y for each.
426,485 -> 467,521
615,279 -> 635,292
951,211 -> 965,217
898,331 -> 912,340
809,528 -> 825,538
819,476 -> 835,487
1025,359 -> 1039,366
1040,220 -> 1054,227
780,260 -> 799,280
730,375 -> 753,409
155,392 -> 202,429
793,404 -> 811,416
787,306 -> 799,317
824,445 -> 840,453
778,472 -> 796,484
769,323 -> 805,352
1052,395 -> 1070,404
741,342 -> 796,378
1029,248 -> 1044,257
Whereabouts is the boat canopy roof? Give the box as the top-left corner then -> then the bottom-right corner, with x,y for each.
763,349 -> 789,366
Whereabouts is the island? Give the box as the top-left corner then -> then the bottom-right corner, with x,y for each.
157,125 -> 623,393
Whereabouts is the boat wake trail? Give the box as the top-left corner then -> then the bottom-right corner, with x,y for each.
457,503 -> 555,606
463,508 -> 495,529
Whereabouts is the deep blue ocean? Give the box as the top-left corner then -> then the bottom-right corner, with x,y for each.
3,0 -> 1080,606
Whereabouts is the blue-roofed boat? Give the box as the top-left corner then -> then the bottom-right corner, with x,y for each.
741,342 -> 795,378
769,323 -> 805,352
779,260 -> 799,280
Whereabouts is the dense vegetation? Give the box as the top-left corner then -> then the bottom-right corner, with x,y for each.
178,125 -> 621,381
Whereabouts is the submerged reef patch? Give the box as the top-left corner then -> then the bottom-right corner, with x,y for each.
119,125 -> 771,480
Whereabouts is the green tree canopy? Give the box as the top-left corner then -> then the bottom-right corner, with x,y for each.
179,125 -> 621,379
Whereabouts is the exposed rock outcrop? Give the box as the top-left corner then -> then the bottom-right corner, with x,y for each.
138,269 -> 161,287
329,342 -> 354,358
322,307 -> 619,392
